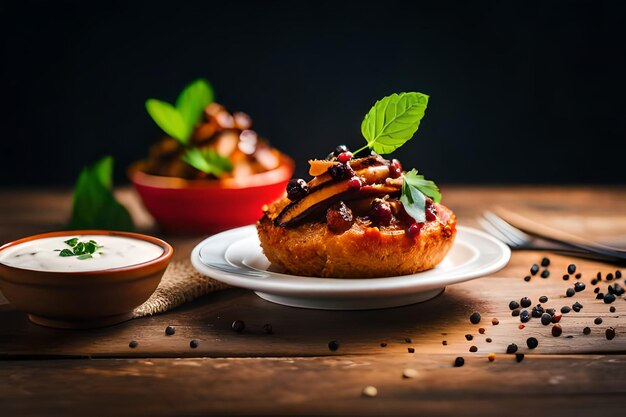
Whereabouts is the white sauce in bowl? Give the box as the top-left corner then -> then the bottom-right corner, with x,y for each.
0,235 -> 165,272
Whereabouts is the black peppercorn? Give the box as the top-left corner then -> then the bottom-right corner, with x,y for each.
526,337 -> 539,349
530,264 -> 539,275
232,319 -> 246,332
328,340 -> 340,351
506,343 -> 518,354
574,282 -> 586,292
509,300 -> 520,310
454,357 -> 465,367
520,297 -> 532,308
190,339 -> 199,348
165,325 -> 176,336
567,264 -> 576,274
541,270 -> 550,278
469,312 -> 481,324
566,288 -> 575,297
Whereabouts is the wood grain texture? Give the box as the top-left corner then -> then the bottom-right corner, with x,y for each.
1,355 -> 626,417
1,187 -> 626,416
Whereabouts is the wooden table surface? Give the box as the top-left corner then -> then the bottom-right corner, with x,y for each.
1,186 -> 626,416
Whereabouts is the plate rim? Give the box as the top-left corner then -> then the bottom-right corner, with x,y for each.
190,224 -> 511,297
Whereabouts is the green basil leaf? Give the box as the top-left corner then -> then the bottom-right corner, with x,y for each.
400,176 -> 426,223
84,241 -> 97,254
403,169 -> 442,203
67,156 -> 134,232
64,237 -> 78,247
176,79 -> 214,131
360,92 -> 429,154
73,242 -> 86,255
182,148 -> 233,177
145,99 -> 190,144
59,249 -> 74,257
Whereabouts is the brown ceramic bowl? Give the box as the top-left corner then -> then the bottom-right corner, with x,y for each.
0,230 -> 173,329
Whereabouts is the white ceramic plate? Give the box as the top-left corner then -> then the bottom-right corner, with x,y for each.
190,225 -> 510,310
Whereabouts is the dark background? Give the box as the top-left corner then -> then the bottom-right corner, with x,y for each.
2,0 -> 625,187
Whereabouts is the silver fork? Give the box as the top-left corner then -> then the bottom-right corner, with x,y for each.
479,211 -> 626,264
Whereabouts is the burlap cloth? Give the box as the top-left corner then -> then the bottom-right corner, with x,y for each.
132,259 -> 230,318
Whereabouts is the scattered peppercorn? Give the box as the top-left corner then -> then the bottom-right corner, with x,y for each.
594,317 -> 603,325
454,357 -> 465,367
541,257 -> 550,267
532,305 -> 544,318
606,327 -> 616,340
597,272 -> 602,280
616,270 -> 622,279
492,318 -> 499,326
546,308 -> 556,316
506,343 -> 518,354
526,337 -> 539,349
562,274 -> 570,281
607,273 -> 614,281
380,342 -> 388,347
509,300 -> 520,310
512,309 -> 521,317
614,283 -> 625,296
524,276 -> 531,282
561,306 -> 571,314
190,339 -> 199,348
610,306 -> 616,313
583,327 -> 591,335
594,287 -> 600,294
604,293 -> 616,304
541,313 -> 552,326
408,347 -> 415,353
572,302 -> 583,312
539,296 -> 548,303
530,264 -> 539,275
567,264 -> 576,274
442,340 -> 448,346
129,340 -> 138,348
486,338 -> 492,343
566,288 -> 575,297
470,312 -> 481,324
552,324 -> 563,337
574,282 -> 586,292
465,334 -> 473,341
520,310 -> 530,323
479,328 -> 486,334
232,320 -> 245,332
541,270 -> 550,278
520,297 -> 532,308
516,353 -> 525,363
488,353 -> 496,362
165,325 -> 176,336
405,337 -> 412,343
575,273 -> 582,279
328,340 -> 340,351
469,346 -> 478,352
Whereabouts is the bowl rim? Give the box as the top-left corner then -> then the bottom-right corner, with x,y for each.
128,153 -> 295,190
0,230 -> 173,276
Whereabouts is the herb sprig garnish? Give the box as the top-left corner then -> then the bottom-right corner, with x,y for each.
67,156 -> 134,231
354,92 -> 438,222
145,79 -> 233,177
57,238 -> 103,260
354,92 -> 429,156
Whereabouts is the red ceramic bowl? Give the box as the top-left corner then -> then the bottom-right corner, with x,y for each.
129,154 -> 294,234
0,230 -> 173,329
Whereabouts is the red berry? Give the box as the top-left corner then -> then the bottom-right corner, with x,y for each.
408,222 -> 423,237
389,159 -> 402,178
369,199 -> 392,226
425,204 -> 437,222
347,176 -> 362,189
337,151 -> 353,164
